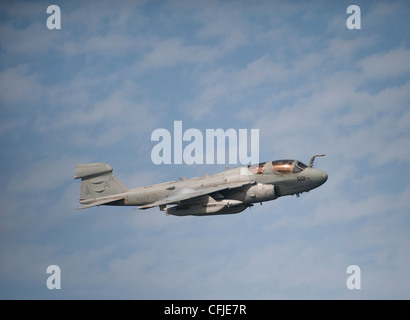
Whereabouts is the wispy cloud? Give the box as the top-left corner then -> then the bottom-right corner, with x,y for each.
6,156 -> 85,194
1,0 -> 410,300
359,48 -> 410,79
0,65 -> 44,105
140,37 -> 220,69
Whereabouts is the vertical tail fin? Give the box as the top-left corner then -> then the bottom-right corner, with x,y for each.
74,163 -> 128,207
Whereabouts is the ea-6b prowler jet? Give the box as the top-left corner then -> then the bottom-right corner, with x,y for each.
74,155 -> 327,216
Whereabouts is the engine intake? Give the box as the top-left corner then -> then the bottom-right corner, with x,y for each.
244,183 -> 277,203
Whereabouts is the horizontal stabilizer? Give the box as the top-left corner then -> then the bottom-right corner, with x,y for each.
75,163 -> 113,179
75,197 -> 124,210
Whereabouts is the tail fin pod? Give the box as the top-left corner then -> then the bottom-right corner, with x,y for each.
75,163 -> 128,204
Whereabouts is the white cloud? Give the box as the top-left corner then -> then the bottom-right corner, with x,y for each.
6,156 -> 85,194
140,37 -> 219,69
0,21 -> 60,55
185,55 -> 290,120
1,0 -> 410,300
359,48 -> 410,79
194,3 -> 249,51
62,34 -> 143,56
50,87 -> 159,146
309,184 -> 410,227
0,243 -> 57,287
0,117 -> 27,134
0,65 -> 44,106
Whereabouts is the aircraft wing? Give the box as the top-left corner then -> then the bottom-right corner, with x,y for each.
138,181 -> 255,210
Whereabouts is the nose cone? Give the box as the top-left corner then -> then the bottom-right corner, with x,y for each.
323,171 -> 328,183
309,168 -> 328,187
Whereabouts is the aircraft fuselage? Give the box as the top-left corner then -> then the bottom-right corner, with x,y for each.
75,156 -> 328,216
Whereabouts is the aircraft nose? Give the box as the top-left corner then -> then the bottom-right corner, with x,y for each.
322,171 -> 328,184
309,168 -> 328,186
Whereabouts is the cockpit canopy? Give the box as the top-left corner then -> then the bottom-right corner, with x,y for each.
248,160 -> 307,175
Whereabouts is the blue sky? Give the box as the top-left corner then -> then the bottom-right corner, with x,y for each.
1,0 -> 410,299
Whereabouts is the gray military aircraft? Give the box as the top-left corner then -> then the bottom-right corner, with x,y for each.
74,155 -> 327,216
